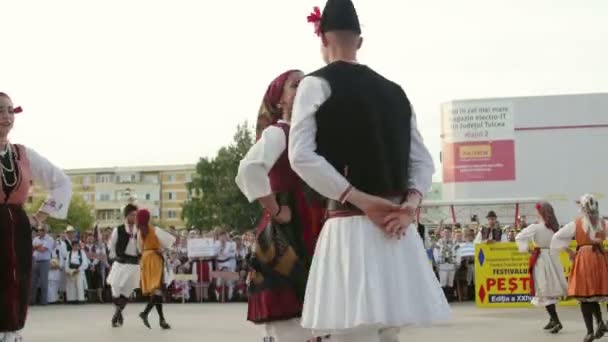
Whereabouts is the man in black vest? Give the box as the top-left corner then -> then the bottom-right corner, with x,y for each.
106,204 -> 140,328
290,1 -> 450,340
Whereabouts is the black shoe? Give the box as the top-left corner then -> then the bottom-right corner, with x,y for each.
584,333 -> 595,342
543,320 -> 556,330
159,319 -> 171,330
549,323 -> 563,334
111,314 -> 120,328
139,312 -> 151,329
595,322 -> 607,339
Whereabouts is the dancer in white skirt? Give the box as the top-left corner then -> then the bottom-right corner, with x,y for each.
515,201 -> 567,334
291,1 -> 450,340
107,204 -> 141,327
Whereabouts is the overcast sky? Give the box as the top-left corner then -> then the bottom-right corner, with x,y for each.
2,0 -> 606,179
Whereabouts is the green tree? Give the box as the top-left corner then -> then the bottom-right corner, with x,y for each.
29,194 -> 95,233
183,121 -> 261,232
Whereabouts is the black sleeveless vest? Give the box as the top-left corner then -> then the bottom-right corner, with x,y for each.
309,61 -> 411,196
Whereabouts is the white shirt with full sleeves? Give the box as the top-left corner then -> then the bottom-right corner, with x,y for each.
26,146 -> 72,218
288,75 -> 435,201
235,121 -> 287,202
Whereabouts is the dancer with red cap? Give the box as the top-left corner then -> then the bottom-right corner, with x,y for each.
289,1 -> 450,340
136,209 -> 176,330
0,92 -> 72,342
236,70 -> 322,341
515,201 -> 567,334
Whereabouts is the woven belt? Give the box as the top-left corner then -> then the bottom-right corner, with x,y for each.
326,195 -> 404,219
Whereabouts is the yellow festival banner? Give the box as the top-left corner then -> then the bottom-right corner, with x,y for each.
475,241 -> 608,307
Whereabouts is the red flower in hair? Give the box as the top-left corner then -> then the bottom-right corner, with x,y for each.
13,106 -> 23,114
535,202 -> 541,211
307,6 -> 322,36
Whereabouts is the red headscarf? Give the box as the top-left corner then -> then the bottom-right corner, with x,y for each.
0,92 -> 23,113
256,70 -> 301,140
535,201 -> 559,232
137,209 -> 151,238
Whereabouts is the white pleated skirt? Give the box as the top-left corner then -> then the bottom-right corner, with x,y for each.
106,262 -> 140,298
530,249 -> 568,307
301,216 -> 451,335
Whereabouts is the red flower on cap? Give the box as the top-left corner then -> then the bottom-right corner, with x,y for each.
307,6 -> 322,36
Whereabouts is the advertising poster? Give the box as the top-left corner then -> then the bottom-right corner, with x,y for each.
442,102 -> 516,183
474,241 -> 608,307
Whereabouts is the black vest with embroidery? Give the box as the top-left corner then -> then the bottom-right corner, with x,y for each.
115,224 -> 138,259
309,61 -> 412,196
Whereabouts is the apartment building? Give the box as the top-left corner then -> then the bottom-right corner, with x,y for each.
31,164 -> 196,228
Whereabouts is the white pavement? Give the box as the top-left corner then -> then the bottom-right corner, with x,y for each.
24,302 -> 598,342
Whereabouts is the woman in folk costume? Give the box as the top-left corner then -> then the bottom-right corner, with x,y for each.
515,202 -> 567,334
552,194 -> 608,342
47,238 -> 66,304
64,240 -> 90,303
0,92 -> 72,342
235,70 -> 320,341
137,209 -> 176,330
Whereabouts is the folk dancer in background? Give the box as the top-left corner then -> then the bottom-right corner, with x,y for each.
551,194 -> 608,342
107,204 -> 141,328
236,70 -> 318,341
64,240 -> 90,304
433,227 -> 459,302
515,202 -> 568,334
290,1 -> 450,340
137,209 -> 176,330
0,92 -> 72,342
214,230 -> 237,301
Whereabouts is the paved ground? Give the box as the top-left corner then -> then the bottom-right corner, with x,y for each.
24,302 -> 597,341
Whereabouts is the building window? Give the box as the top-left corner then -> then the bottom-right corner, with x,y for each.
143,174 -> 159,184
167,210 -> 177,219
168,192 -> 174,200
96,174 -> 114,183
97,209 -> 115,221
145,193 -> 151,200
98,193 -> 111,201
167,174 -> 176,182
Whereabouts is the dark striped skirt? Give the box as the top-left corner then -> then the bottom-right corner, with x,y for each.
0,204 -> 32,332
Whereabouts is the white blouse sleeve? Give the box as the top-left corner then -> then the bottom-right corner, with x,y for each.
408,107 -> 436,194
108,228 -> 118,259
289,76 -> 352,201
155,227 -> 177,249
235,126 -> 286,202
26,147 -> 72,219
551,222 -> 575,250
515,224 -> 537,253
